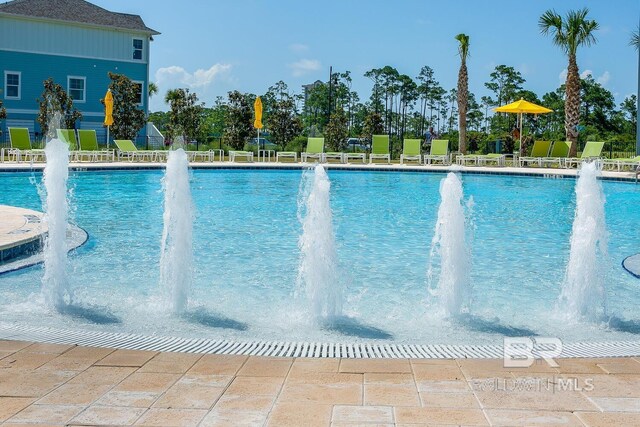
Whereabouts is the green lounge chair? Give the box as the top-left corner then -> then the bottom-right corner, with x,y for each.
55,129 -> 78,150
302,137 -> 324,163
476,153 -> 506,167
369,135 -> 390,164
564,141 -> 605,168
276,151 -> 298,162
423,139 -> 450,165
400,138 -> 422,165
603,155 -> 640,172
114,139 -> 154,162
324,149 -> 344,163
77,129 -> 114,162
540,141 -> 572,168
229,150 -> 254,162
6,127 -> 45,162
519,140 -> 552,167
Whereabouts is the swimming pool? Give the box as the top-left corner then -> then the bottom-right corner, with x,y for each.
0,168 -> 639,346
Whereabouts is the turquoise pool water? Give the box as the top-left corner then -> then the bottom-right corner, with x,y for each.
0,169 -> 639,345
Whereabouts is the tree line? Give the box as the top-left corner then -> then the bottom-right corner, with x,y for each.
150,9 -> 637,157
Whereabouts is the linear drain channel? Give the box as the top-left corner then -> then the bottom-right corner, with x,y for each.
1,324 -> 639,359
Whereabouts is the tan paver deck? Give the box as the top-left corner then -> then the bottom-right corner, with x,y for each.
0,205 -> 46,252
1,340 -> 640,426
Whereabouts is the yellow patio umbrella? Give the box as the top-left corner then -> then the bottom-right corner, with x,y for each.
494,98 -> 553,151
254,96 -> 263,151
103,89 -> 114,149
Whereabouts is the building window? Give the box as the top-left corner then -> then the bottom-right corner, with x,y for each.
133,81 -> 144,106
68,76 -> 86,102
133,38 -> 143,60
4,71 -> 21,99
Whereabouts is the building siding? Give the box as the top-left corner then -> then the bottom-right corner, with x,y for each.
1,50 -> 148,114
0,15 -> 150,63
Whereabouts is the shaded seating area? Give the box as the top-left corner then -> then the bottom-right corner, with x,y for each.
423,139 -> 450,165
369,135 -> 390,164
519,140 -> 552,167
539,141 -> 572,168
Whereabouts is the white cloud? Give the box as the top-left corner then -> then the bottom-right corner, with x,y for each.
580,69 -> 593,79
597,71 -> 610,85
150,63 -> 232,111
155,63 -> 231,88
289,43 -> 309,53
288,59 -> 321,77
558,68 -> 567,82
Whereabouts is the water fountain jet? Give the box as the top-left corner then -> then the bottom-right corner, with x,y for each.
558,161 -> 608,322
297,165 -> 341,323
428,172 -> 471,317
159,145 -> 193,314
41,111 -> 71,309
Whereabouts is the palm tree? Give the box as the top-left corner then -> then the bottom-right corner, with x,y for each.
455,33 -> 470,154
148,82 -> 158,98
539,8 -> 598,157
632,25 -> 639,155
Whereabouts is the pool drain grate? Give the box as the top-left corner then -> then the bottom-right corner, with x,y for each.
0,323 -> 639,359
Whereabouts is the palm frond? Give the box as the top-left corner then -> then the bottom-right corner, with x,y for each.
631,25 -> 640,51
455,33 -> 470,60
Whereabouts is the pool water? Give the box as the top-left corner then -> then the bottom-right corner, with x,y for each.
0,169 -> 639,345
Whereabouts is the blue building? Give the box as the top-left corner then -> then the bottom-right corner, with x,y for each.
0,0 -> 159,143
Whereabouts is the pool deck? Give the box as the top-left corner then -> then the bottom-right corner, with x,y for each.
1,339 -> 640,426
0,160 -> 638,182
1,163 -> 639,425
0,206 -> 46,262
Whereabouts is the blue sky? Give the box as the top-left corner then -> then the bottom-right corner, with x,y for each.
93,0 -> 638,112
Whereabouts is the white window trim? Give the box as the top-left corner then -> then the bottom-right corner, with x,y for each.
4,71 -> 21,100
133,37 -> 144,61
67,75 -> 86,103
133,80 -> 144,107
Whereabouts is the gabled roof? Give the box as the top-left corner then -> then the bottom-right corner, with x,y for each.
0,0 -> 159,35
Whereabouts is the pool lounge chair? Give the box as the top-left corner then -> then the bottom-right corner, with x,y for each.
324,151 -> 344,163
455,153 -> 479,166
539,141 -> 572,168
423,139 -> 450,165
519,140 -> 552,167
476,153 -> 506,167
56,129 -> 79,161
6,127 -> 45,162
302,137 -> 324,163
400,139 -> 422,164
77,129 -> 114,162
114,139 -> 155,162
603,155 -> 640,172
344,150 -> 366,164
369,135 -> 390,164
564,141 -> 604,168
229,150 -> 254,162
276,151 -> 298,162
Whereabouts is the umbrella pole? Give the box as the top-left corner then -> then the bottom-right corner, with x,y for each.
107,126 -> 110,150
519,112 -> 523,155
